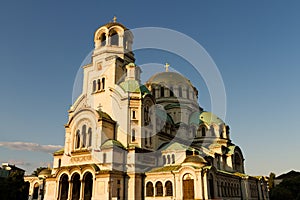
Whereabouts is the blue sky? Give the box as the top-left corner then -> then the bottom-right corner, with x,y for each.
0,1 -> 300,176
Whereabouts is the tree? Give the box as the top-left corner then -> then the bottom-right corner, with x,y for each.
32,166 -> 47,176
270,176 -> 300,200
0,170 -> 29,200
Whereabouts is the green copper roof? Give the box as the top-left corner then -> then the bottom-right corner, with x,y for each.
53,148 -> 64,156
101,139 -> 126,150
148,165 -> 181,173
160,142 -> 194,151
199,112 -> 224,125
119,80 -> 151,94
96,110 -> 115,123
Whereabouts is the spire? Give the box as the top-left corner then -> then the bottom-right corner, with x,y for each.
113,16 -> 117,23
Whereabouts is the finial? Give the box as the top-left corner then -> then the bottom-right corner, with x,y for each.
113,16 -> 117,23
165,63 -> 170,72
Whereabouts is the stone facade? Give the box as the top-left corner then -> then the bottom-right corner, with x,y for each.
42,20 -> 269,200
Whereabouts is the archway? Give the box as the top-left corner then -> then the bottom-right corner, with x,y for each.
32,182 -> 39,200
58,174 -> 69,200
183,173 -> 194,200
71,173 -> 81,200
83,172 -> 93,200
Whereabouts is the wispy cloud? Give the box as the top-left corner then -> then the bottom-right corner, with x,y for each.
0,141 -> 63,154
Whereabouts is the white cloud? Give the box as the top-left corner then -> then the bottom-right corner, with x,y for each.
0,141 -> 63,154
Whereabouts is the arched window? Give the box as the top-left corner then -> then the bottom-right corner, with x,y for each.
155,181 -> 163,196
58,174 -> 69,200
93,80 -> 96,92
103,153 -> 106,163
178,86 -> 182,97
163,156 -> 166,165
110,30 -> 119,46
99,33 -> 106,46
208,174 -> 215,199
83,172 -> 93,200
172,154 -> 175,164
152,88 -> 156,97
146,182 -> 154,196
149,133 -> 152,146
87,128 -> 92,147
186,88 -> 190,99
167,155 -> 170,164
82,125 -> 87,148
131,129 -> 136,142
165,181 -> 173,196
102,78 -> 105,90
33,182 -> 39,199
234,153 -> 243,172
202,127 -> 206,137
169,86 -> 174,97
58,159 -> 61,168
97,79 -> 101,91
75,130 -> 80,149
160,86 -> 165,97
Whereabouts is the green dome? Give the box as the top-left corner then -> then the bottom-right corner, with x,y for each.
38,168 -> 51,177
183,155 -> 207,164
147,71 -> 194,88
101,139 -> 125,149
119,80 -> 150,94
199,112 -> 224,125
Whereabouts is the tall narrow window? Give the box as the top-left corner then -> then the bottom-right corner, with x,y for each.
169,86 -> 174,97
100,33 -> 106,46
167,155 -> 171,164
202,127 -> 206,137
87,128 -> 92,147
155,182 -> 163,196
132,110 -> 136,119
172,154 -> 175,164
82,125 -> 87,148
75,130 -> 80,149
97,79 -> 101,90
132,129 -> 136,142
58,159 -> 61,168
149,134 -> 152,146
160,86 -> 165,97
93,80 -> 96,92
145,131 -> 148,145
103,153 -> 106,163
102,78 -> 105,90
152,88 -> 156,98
186,88 -> 190,99
178,86 -> 182,97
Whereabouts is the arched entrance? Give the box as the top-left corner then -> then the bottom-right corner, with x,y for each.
183,173 -> 194,200
83,172 -> 93,200
58,174 -> 69,200
71,173 -> 81,200
33,182 -> 39,200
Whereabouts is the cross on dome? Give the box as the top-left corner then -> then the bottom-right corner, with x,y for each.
113,16 -> 117,23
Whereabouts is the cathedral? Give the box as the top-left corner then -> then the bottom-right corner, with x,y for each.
42,19 -> 269,200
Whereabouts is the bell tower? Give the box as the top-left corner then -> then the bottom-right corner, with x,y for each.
80,18 -> 136,113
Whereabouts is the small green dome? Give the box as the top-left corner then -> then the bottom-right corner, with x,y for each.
101,139 -> 125,149
183,155 -> 207,164
199,112 -> 224,125
119,80 -> 150,94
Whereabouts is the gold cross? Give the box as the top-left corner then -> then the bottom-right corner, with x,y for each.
165,63 -> 170,72
113,16 -> 117,23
